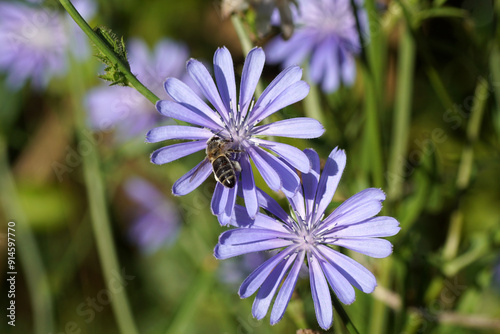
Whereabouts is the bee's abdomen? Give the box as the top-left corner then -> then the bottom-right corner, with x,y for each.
213,156 -> 236,188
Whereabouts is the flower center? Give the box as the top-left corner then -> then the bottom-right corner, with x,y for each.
295,228 -> 318,251
222,100 -> 254,150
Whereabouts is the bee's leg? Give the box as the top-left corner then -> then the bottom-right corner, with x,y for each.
233,161 -> 242,172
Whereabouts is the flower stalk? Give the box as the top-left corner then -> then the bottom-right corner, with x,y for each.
58,0 -> 159,104
68,55 -> 139,334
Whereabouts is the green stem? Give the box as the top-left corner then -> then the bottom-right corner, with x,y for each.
0,136 -> 55,334
359,0 -> 385,189
442,211 -> 463,261
456,77 -> 488,189
231,14 -> 254,57
164,266 -> 215,334
68,58 -> 139,334
387,28 -> 416,200
368,258 -> 392,334
303,75 -> 325,126
361,68 -> 384,189
78,121 -> 139,334
58,0 -> 159,104
332,294 -> 360,334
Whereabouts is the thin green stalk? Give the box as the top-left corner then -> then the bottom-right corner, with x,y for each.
69,58 -> 139,334
368,257 -> 392,334
441,77 -> 488,275
58,0 -> 159,104
358,0 -> 385,189
231,14 -> 254,58
0,136 -> 55,334
456,77 -> 488,189
78,122 -> 139,334
332,294 -> 360,334
442,211 -> 463,261
361,69 -> 384,189
287,298 -> 309,329
387,28 -> 416,201
364,0 -> 388,103
425,67 -> 455,110
164,268 -> 215,334
303,76 -> 325,126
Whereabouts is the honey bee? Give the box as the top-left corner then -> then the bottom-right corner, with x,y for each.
191,135 -> 241,188
206,136 -> 241,188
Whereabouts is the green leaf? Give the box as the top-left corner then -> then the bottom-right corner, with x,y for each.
93,26 -> 131,86
417,7 -> 467,22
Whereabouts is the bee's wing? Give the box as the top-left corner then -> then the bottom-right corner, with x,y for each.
190,157 -> 210,182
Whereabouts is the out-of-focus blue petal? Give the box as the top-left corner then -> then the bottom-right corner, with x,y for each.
265,0 -> 366,93
265,31 -> 314,68
340,48 -> 356,86
124,177 -> 180,254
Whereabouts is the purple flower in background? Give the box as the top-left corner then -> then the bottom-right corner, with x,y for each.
266,0 -> 367,93
85,38 -> 190,140
220,0 -> 296,39
0,0 -> 94,90
147,46 -> 324,225
218,252 -> 269,287
214,148 -> 400,330
124,177 -> 180,254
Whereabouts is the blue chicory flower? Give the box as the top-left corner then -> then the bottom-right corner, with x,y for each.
85,38 -> 190,140
214,147 -> 400,330
0,0 -> 94,90
147,46 -> 324,225
265,0 -> 367,93
124,177 -> 180,254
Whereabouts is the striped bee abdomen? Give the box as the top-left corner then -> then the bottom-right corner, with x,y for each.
213,156 -> 236,188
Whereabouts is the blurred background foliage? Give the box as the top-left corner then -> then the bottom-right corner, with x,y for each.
1,0 -> 500,333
